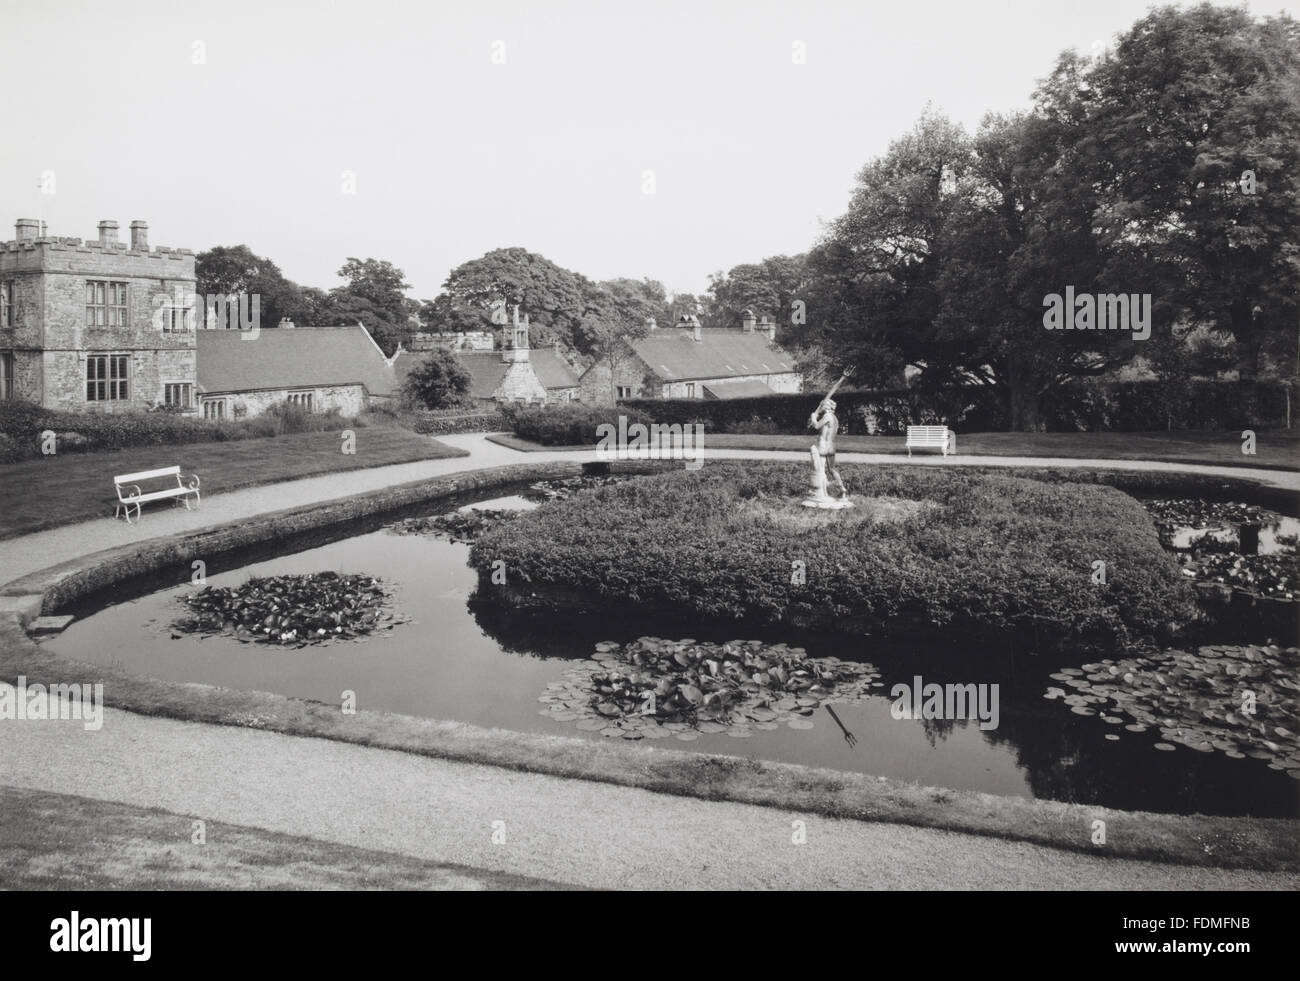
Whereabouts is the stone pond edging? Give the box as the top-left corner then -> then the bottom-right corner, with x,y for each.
1,457 -> 1296,873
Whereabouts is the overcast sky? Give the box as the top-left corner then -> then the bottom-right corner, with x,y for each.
3,0 -> 1296,300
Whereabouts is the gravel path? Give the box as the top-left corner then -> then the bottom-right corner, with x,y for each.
2,706 -> 1294,891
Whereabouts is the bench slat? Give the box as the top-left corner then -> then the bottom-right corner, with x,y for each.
127,489 -> 195,503
115,466 -> 182,483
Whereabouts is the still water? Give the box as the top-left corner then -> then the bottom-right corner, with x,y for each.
47,491 -> 1299,818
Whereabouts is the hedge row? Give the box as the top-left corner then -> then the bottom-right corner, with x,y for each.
1041,379 -> 1291,432
472,462 -> 1197,645
0,400 -> 359,464
501,404 -> 654,446
618,387 -> 1001,435
616,379 -> 1292,434
411,410 -> 509,435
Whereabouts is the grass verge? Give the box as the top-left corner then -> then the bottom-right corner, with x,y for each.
0,427 -> 466,540
0,785 -> 567,890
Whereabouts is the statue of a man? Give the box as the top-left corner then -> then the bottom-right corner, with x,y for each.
809,397 -> 848,499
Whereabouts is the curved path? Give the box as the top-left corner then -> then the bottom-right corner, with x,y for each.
2,433 -> 1297,890
1,433 -> 1295,586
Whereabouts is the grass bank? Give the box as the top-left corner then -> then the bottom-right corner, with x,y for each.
0,427 -> 466,540
0,785 -> 565,889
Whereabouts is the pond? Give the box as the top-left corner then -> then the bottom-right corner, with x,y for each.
45,482 -> 1299,819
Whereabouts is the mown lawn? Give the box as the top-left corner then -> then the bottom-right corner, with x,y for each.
0,427 -> 465,540
490,428 -> 1300,470
0,785 -> 564,890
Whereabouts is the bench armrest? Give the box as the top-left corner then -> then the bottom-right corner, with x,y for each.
118,484 -> 143,502
185,473 -> 201,490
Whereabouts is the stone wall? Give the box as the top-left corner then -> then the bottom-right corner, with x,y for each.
578,359 -> 653,406
207,384 -> 367,419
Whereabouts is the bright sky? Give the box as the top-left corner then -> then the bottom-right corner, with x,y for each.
3,0 -> 1296,300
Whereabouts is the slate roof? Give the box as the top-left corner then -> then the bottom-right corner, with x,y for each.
631,328 -> 797,382
529,348 -> 581,390
702,379 -> 776,399
393,348 -> 580,400
196,325 -> 398,396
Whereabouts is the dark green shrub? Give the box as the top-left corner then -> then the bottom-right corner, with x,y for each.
505,404 -> 654,446
471,463 -> 1198,644
412,411 -> 508,435
1041,380 -> 1290,431
0,398 -> 363,462
619,387 -> 1004,435
400,349 -> 474,410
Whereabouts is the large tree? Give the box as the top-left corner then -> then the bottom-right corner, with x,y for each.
433,247 -> 592,349
195,245 -> 315,330
1081,4 -> 1300,380
705,255 -> 808,337
574,284 -> 654,402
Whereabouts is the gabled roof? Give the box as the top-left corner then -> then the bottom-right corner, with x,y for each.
702,380 -> 776,399
196,325 -> 397,396
630,328 -> 796,382
393,348 -> 579,400
529,348 -> 580,390
449,352 -> 510,400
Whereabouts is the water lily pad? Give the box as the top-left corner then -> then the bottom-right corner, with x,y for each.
787,719 -> 814,730
1154,742 -> 1177,751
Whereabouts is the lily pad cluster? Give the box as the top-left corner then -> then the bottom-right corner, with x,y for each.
177,572 -> 401,646
523,475 -> 627,503
1143,499 -> 1268,542
386,508 -> 517,543
538,636 -> 882,741
1143,498 -> 1298,601
1045,645 -> 1300,775
1185,553 -> 1298,600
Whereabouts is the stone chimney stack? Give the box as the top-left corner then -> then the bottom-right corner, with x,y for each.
97,220 -> 119,246
759,315 -> 776,341
129,220 -> 149,251
14,219 -> 39,241
503,305 -> 530,362
741,309 -> 756,333
691,315 -> 701,342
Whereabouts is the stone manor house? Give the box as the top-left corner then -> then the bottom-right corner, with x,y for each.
0,217 -> 804,417
0,218 -> 398,418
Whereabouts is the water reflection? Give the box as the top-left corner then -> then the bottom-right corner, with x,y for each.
43,486 -> 1299,819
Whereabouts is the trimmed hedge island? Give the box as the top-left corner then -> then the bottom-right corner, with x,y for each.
470,463 -> 1199,646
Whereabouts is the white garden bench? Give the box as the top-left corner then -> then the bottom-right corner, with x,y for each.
113,466 -> 201,523
905,425 -> 952,457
